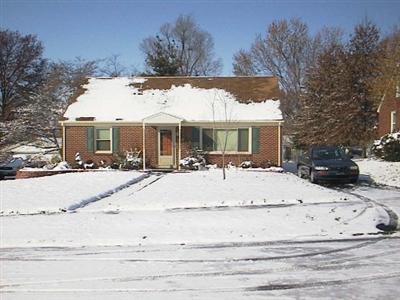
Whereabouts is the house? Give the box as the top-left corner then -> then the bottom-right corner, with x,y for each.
377,83 -> 400,137
61,76 -> 283,169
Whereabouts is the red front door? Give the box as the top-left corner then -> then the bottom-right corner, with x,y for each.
159,129 -> 174,167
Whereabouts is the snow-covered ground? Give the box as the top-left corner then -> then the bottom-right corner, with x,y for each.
1,169 -> 399,299
355,158 -> 400,188
84,169 -> 356,211
0,171 -> 145,215
1,169 -> 392,247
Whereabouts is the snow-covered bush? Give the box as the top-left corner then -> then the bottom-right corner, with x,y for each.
74,152 -> 98,169
53,161 -> 70,170
372,132 -> 400,162
239,161 -> 253,169
111,149 -> 143,170
180,149 -> 207,170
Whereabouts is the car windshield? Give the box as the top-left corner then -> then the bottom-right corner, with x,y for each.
312,148 -> 346,160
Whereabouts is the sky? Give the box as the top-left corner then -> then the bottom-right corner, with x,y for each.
1,0 -> 400,75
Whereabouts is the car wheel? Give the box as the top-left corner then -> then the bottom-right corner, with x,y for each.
297,166 -> 304,178
310,170 -> 318,184
349,178 -> 358,184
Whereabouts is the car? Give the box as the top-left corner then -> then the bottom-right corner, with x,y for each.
297,146 -> 359,184
0,157 -> 25,180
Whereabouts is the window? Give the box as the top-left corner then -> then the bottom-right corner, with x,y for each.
201,128 -> 250,153
391,111 -> 397,133
396,84 -> 400,98
96,128 -> 111,152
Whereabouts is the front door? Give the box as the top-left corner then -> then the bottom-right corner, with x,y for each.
158,128 -> 175,168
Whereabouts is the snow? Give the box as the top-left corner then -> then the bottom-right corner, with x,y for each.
356,158 -> 400,188
2,168 -> 399,299
1,169 -> 390,246
63,77 -> 282,122
0,171 -> 144,215
85,169 -> 356,211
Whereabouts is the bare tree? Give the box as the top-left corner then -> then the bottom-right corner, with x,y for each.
100,54 -> 127,77
141,14 -> 222,76
232,18 -> 343,122
0,57 -> 98,153
0,29 -> 47,121
210,90 -> 236,180
232,49 -> 256,75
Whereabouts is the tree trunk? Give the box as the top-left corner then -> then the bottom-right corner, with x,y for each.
222,153 -> 226,180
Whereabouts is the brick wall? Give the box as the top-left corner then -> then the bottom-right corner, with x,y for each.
65,126 -> 160,168
179,126 -> 280,167
65,125 -> 281,168
378,91 -> 400,137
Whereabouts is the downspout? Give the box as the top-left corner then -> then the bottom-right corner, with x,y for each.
142,122 -> 146,171
61,122 -> 66,161
278,122 -> 282,167
178,122 -> 182,170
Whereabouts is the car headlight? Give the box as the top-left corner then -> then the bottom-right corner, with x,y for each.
314,166 -> 329,171
349,165 -> 359,170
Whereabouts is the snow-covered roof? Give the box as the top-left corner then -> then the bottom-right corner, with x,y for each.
63,77 -> 282,122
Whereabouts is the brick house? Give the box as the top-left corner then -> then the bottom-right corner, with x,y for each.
377,83 -> 400,137
61,76 -> 283,169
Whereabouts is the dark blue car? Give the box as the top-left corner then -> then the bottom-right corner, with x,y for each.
297,146 -> 359,184
0,157 -> 25,180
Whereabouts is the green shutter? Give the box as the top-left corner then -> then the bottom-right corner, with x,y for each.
87,127 -> 94,153
191,127 -> 200,149
238,128 -> 249,152
112,127 -> 120,154
252,127 -> 260,154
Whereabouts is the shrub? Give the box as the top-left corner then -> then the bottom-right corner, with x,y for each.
372,132 -> 400,162
180,149 -> 207,170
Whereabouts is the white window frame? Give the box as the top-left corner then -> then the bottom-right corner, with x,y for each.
199,127 -> 252,154
390,111 -> 397,133
95,127 -> 113,154
396,84 -> 400,98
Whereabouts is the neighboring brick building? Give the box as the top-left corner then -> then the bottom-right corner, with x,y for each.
61,77 -> 283,169
377,84 -> 400,137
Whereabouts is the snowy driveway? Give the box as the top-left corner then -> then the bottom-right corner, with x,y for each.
1,169 -> 400,299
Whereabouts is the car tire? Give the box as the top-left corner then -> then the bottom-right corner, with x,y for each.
349,178 -> 358,184
310,170 -> 318,184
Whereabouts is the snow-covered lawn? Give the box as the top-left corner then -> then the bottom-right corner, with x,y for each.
2,168 -> 398,299
1,169 -> 392,248
86,169 -> 356,211
356,158 -> 400,188
0,171 -> 145,215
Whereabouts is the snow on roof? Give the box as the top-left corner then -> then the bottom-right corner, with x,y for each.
63,77 -> 282,122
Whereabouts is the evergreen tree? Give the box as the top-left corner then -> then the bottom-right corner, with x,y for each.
296,20 -> 381,151
144,35 -> 181,76
296,42 -> 350,146
346,20 -> 381,151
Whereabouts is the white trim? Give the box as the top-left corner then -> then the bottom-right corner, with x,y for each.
391,111 -> 397,133
143,112 -> 184,124
60,120 -> 283,126
157,127 -> 176,168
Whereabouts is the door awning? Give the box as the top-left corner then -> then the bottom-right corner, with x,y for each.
142,112 -> 184,124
